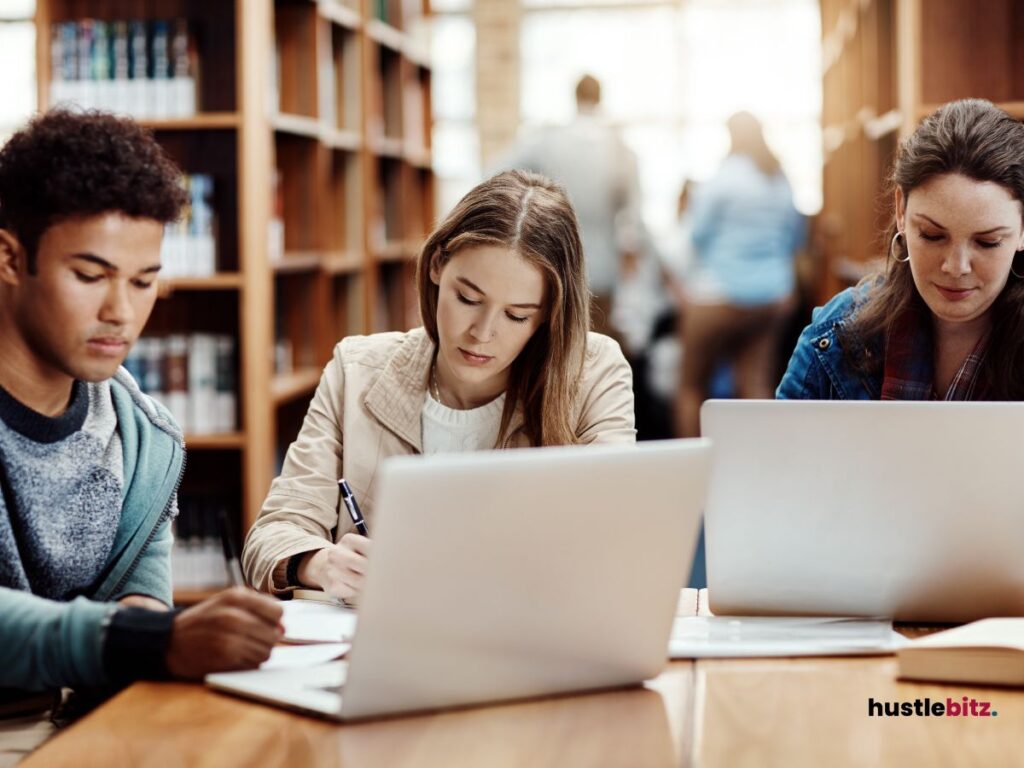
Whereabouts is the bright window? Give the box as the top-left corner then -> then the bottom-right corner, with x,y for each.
0,1 -> 36,142
518,0 -> 822,245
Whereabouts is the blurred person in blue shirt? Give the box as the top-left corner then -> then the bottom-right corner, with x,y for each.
676,112 -> 804,436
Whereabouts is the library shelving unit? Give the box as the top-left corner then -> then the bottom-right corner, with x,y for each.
818,0 -> 1024,302
34,0 -> 434,604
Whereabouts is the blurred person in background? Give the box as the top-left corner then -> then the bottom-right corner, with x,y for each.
676,111 -> 804,436
496,75 -> 642,337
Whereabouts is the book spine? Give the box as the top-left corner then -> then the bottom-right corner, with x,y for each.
150,19 -> 171,119
170,18 -> 197,116
188,334 -> 218,435
76,19 -> 97,109
164,334 -> 190,432
215,335 -> 237,433
111,20 -> 131,115
49,23 -> 64,106
143,336 -> 166,405
61,22 -> 79,106
92,20 -> 112,111
128,19 -> 148,117
189,174 -> 217,276
121,343 -> 145,387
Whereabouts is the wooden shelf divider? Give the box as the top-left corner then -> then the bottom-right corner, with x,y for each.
138,113 -> 242,131
318,0 -> 362,31
160,274 -> 245,291
186,432 -> 247,450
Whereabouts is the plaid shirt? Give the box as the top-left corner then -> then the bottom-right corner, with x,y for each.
880,301 -> 991,400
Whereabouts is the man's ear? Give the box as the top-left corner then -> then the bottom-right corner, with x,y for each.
0,229 -> 24,286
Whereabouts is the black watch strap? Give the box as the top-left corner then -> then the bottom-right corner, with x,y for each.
286,553 -> 305,587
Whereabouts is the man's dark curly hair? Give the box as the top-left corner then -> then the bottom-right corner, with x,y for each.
0,109 -> 187,273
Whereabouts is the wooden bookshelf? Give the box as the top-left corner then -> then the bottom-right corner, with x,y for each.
186,433 -> 247,450
161,274 -> 245,291
137,113 -> 242,131
34,0 -> 435,603
819,0 -> 1024,303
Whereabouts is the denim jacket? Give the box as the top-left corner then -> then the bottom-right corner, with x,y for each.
776,287 -> 882,400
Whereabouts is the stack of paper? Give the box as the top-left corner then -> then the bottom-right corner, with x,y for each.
281,598 -> 359,644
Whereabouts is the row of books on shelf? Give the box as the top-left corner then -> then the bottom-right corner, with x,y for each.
123,334 -> 237,435
171,499 -> 232,591
50,18 -> 198,119
163,173 -> 218,278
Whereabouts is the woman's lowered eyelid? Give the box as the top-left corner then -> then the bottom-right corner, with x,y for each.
917,229 -> 1004,248
456,289 -> 538,320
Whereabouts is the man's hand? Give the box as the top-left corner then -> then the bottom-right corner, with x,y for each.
298,534 -> 373,604
164,587 -> 284,680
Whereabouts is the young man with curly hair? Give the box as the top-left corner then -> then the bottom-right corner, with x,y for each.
0,110 -> 282,764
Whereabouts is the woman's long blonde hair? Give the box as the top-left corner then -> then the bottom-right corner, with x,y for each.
416,170 -> 591,446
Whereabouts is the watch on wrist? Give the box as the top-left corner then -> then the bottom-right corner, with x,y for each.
286,552 -> 305,587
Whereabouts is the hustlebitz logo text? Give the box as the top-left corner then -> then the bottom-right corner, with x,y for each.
868,696 -> 997,718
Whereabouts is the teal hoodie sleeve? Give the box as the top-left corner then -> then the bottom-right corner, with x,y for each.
0,588 -> 117,691
111,494 -> 176,608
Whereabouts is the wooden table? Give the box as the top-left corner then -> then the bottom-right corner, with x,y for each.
22,625 -> 1023,767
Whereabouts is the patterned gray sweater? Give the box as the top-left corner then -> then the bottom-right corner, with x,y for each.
0,380 -> 124,600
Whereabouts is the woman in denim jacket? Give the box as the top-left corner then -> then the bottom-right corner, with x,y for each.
778,99 -> 1024,401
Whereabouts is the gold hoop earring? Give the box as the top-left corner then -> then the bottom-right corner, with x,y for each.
890,232 -> 910,263
1012,252 -> 1024,279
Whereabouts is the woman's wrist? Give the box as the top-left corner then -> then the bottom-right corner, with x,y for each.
296,548 -> 326,588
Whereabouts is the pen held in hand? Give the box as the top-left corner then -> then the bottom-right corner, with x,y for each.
218,508 -> 245,587
338,478 -> 369,537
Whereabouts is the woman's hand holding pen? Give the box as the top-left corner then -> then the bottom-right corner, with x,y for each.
298,534 -> 373,603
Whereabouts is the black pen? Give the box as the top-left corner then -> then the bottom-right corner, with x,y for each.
218,508 -> 245,587
338,479 -> 369,537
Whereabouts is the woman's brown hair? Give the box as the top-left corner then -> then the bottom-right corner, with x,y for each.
416,170 -> 591,446
841,99 -> 1024,398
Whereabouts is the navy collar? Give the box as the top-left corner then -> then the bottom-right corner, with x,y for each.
0,380 -> 88,443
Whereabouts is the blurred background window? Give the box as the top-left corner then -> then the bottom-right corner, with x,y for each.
517,0 -> 820,245
0,0 -> 36,142
431,0 -> 820,243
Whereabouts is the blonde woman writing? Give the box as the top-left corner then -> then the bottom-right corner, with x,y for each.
243,170 -> 636,601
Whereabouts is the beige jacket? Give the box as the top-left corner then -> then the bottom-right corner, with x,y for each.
242,327 -> 636,593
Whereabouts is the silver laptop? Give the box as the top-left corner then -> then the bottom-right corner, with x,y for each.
700,400 -> 1024,622
208,439 -> 710,720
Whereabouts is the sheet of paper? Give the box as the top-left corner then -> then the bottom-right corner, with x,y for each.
282,599 -> 359,644
668,615 -> 908,658
260,643 -> 351,671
